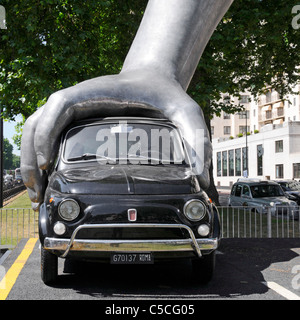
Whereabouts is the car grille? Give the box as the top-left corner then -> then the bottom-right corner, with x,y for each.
76,226 -> 191,240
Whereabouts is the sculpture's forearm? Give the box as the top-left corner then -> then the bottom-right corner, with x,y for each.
122,0 -> 233,90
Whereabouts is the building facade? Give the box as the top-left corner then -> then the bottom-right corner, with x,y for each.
211,85 -> 300,187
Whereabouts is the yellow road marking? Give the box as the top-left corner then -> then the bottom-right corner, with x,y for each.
0,238 -> 38,300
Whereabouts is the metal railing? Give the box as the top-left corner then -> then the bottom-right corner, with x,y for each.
0,208 -> 38,248
218,206 -> 300,239
0,206 -> 299,249
3,185 -> 26,202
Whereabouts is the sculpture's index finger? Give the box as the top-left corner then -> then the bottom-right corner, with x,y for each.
20,107 -> 46,206
34,89 -> 76,170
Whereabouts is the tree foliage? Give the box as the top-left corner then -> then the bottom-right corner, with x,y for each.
188,0 -> 300,118
3,138 -> 12,169
1,0 -> 300,122
0,0 -> 146,119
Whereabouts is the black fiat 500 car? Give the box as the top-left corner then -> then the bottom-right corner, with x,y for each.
39,117 -> 220,284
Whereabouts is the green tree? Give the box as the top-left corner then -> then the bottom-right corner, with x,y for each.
3,138 -> 13,169
12,154 -> 20,169
0,0 -> 146,119
2,0 -> 299,119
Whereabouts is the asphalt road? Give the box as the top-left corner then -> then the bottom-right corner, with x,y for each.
1,238 -> 300,301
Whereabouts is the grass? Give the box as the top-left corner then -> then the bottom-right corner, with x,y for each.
4,191 -> 32,209
1,191 -> 38,247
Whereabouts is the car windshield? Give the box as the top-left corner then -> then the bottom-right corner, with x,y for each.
250,184 -> 285,198
63,121 -> 188,166
280,181 -> 300,191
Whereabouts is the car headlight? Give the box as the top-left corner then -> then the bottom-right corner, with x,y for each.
183,199 -> 206,221
58,199 -> 80,221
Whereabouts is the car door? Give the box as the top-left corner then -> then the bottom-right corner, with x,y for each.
230,184 -> 243,206
241,184 -> 251,207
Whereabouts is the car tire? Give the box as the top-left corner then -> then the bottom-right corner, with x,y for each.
41,247 -> 58,285
191,251 -> 216,284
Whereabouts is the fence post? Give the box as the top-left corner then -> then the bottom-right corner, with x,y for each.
267,203 -> 274,238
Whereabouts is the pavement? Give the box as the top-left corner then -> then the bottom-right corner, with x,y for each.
1,238 -> 300,301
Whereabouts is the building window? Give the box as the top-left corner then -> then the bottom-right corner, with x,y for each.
277,107 -> 284,117
275,164 -> 284,179
238,111 -> 249,119
239,126 -> 250,134
229,149 -> 234,176
223,96 -> 231,104
222,151 -> 228,176
223,112 -> 231,119
217,152 -> 221,177
224,126 -> 231,135
211,126 -> 214,136
257,144 -> 263,176
242,147 -> 248,177
293,163 -> 300,179
240,95 -> 250,104
265,110 -> 272,119
275,140 -> 283,153
235,149 -> 241,176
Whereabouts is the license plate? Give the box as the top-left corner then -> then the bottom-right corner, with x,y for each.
110,252 -> 153,264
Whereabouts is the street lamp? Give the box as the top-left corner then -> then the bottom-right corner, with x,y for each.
243,110 -> 249,178
245,110 -> 248,177
0,110 -> 3,207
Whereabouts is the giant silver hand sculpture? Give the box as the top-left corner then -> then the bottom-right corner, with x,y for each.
21,0 -> 233,210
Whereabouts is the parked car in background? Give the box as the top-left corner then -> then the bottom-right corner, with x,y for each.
274,180 -> 300,205
3,174 -> 14,190
15,168 -> 23,185
39,117 -> 221,285
228,179 -> 299,219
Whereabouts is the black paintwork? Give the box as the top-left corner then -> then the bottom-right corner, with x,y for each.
49,164 -> 199,195
39,118 -> 220,260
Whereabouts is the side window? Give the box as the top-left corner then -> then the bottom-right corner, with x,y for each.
231,185 -> 236,196
235,184 -> 242,197
242,185 -> 250,196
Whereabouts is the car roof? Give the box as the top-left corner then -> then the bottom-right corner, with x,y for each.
62,117 -> 177,134
233,179 -> 279,186
69,116 -> 172,126
274,180 -> 295,183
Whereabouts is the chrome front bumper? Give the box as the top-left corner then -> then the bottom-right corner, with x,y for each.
43,223 -> 219,258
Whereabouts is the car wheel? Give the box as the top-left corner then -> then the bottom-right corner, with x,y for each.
41,246 -> 58,285
191,251 -> 216,284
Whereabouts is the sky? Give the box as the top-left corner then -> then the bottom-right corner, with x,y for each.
3,115 -> 22,156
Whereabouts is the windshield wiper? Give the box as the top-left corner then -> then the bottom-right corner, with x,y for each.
67,153 -> 119,162
67,153 -> 97,161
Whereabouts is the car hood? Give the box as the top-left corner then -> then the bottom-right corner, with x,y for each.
253,196 -> 295,205
286,191 -> 300,197
49,165 -> 200,195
